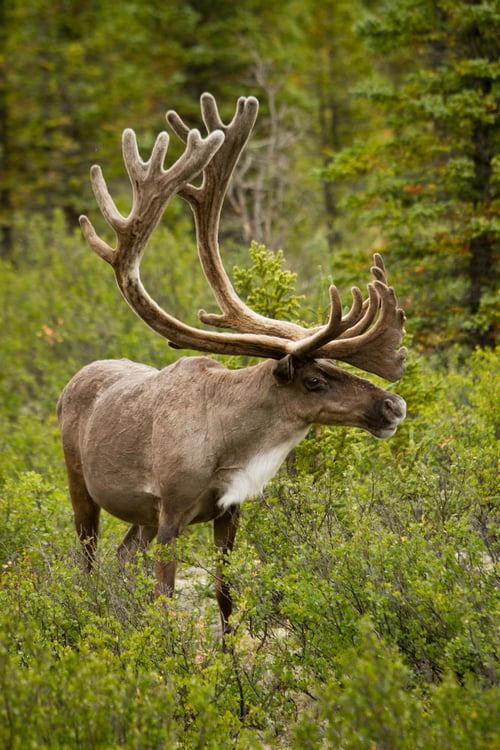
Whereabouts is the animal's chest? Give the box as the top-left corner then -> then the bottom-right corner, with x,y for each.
217,431 -> 308,510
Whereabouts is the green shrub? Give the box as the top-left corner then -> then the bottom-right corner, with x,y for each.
0,472 -> 71,564
293,620 -> 500,750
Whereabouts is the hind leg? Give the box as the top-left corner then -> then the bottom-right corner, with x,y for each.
66,466 -> 100,572
154,515 -> 183,599
117,524 -> 158,570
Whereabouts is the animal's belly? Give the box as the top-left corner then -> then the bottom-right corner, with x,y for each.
85,473 -> 160,526
81,415 -> 159,525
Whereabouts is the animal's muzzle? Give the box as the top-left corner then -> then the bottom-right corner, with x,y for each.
368,393 -> 406,438
381,395 -> 406,425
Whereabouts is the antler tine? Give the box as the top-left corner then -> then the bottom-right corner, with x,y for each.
334,285 -> 365,334
316,280 -> 407,381
371,252 -> 388,283
80,126 -> 225,270
290,286 -> 344,356
290,283 -> 372,357
122,128 -> 170,187
337,284 -> 380,340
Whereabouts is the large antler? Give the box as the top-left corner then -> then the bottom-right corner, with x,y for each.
166,94 -> 406,380
80,94 -> 407,381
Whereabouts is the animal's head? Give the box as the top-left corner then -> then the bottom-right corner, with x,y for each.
273,355 -> 406,438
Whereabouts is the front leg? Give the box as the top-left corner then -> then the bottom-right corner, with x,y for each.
214,505 -> 241,637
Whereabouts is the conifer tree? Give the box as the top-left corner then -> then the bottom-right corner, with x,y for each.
326,0 -> 499,351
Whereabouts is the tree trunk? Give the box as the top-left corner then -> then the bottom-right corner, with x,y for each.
468,83 -> 496,348
318,59 -> 342,252
0,0 -> 12,258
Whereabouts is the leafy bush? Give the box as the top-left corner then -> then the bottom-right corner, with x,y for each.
233,241 -> 304,321
293,621 -> 500,750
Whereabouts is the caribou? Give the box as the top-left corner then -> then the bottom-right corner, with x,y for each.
57,93 -> 407,637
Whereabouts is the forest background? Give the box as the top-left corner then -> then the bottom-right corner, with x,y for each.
0,0 -> 499,747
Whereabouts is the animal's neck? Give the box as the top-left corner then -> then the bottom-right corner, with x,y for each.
214,359 -> 305,430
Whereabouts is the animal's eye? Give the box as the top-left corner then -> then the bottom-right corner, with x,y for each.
304,376 -> 323,391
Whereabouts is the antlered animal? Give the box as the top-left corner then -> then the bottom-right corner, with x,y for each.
57,94 -> 407,636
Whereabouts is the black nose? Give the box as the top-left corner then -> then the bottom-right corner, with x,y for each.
381,396 -> 406,423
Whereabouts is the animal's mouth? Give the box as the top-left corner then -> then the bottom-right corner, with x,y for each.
369,425 -> 398,439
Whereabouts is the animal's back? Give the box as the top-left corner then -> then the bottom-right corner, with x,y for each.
57,359 -> 157,416
57,355 -> 225,444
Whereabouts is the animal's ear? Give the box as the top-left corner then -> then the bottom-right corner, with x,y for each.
273,354 -> 295,385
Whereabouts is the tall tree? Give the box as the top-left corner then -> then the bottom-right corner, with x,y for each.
0,0 -> 12,256
325,0 -> 499,351
298,0 -> 375,252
